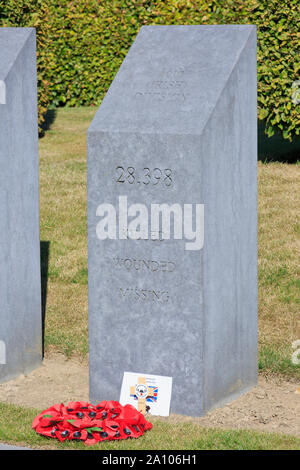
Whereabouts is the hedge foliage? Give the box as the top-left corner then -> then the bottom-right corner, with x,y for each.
0,0 -> 299,139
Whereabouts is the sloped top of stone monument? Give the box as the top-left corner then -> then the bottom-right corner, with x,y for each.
88,25 -> 256,136
0,28 -> 35,80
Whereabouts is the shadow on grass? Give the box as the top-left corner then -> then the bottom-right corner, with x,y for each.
40,241 -> 50,357
39,109 -> 57,137
258,121 -> 300,163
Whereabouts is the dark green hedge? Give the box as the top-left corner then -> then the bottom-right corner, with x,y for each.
0,0 -> 299,139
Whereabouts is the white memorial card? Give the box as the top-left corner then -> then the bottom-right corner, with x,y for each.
120,372 -> 172,417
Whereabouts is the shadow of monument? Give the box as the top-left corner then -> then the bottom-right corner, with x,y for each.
40,241 -> 50,357
39,108 -> 57,137
258,121 -> 300,163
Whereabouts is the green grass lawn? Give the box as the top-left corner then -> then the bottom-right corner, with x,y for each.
39,107 -> 300,378
0,402 -> 299,450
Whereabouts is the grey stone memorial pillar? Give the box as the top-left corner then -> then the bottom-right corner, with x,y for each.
87,25 -> 257,416
0,28 -> 42,382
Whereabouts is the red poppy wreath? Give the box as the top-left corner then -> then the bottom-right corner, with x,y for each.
32,400 -> 152,445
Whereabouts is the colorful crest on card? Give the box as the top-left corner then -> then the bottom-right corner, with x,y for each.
130,376 -> 159,414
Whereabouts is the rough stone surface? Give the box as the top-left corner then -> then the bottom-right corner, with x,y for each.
87,25 -> 257,416
0,28 -> 42,383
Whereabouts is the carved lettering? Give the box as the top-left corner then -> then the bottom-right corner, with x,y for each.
119,287 -> 169,303
112,257 -> 176,273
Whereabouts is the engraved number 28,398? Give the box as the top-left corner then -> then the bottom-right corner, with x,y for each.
116,167 -> 173,187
